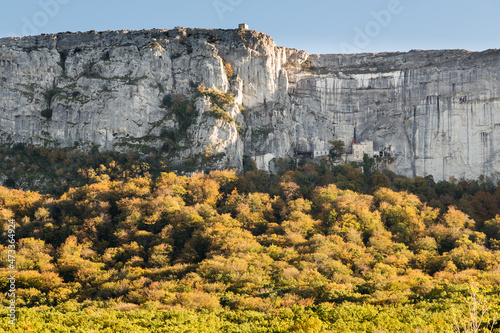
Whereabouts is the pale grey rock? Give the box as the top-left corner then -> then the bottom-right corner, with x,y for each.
294,50 -> 500,180
0,29 -> 499,180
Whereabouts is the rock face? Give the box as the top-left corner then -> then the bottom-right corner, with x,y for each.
0,28 -> 499,180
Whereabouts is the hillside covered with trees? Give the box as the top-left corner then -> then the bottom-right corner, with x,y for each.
1,145 -> 500,332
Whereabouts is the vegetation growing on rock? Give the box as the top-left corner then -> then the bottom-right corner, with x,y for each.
1,148 -> 500,331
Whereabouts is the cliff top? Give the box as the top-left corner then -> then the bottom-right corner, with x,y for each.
2,27 -> 499,74
309,48 -> 500,74
1,27 -> 498,60
0,27 -> 280,54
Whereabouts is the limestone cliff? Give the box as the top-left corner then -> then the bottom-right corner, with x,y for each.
0,28 -> 499,180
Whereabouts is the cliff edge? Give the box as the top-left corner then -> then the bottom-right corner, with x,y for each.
1,27 -> 499,180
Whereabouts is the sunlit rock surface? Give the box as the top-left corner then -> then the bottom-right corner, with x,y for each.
1,28 -> 499,179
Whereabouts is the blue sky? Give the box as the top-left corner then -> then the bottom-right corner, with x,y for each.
1,0 -> 499,54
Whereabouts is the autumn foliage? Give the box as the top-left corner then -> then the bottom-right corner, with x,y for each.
1,162 -> 500,331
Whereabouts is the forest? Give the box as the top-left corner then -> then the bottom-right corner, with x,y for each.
1,144 -> 500,332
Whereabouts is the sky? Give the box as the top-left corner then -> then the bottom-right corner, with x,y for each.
1,0 -> 499,54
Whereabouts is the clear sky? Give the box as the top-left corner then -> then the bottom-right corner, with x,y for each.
1,0 -> 499,54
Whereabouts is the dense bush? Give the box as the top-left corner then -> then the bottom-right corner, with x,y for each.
1,146 -> 500,330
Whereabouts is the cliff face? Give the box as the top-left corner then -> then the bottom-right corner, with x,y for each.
0,28 -> 499,180
291,51 -> 500,180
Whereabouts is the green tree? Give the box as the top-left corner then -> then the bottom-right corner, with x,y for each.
328,139 -> 345,165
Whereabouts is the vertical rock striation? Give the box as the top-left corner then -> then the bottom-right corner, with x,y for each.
0,28 -> 499,180
291,50 -> 500,180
